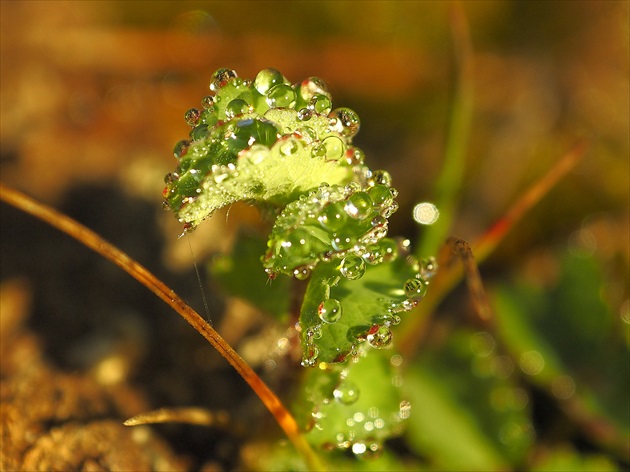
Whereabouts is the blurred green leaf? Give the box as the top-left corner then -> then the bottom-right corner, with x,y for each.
210,229 -> 291,321
531,446 -> 620,472
405,329 -> 534,470
492,250 -> 630,457
295,347 -> 409,457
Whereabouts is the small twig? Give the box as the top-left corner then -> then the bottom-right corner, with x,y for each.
124,407 -> 236,430
398,140 -> 589,357
473,139 -> 590,261
444,237 -> 492,323
0,183 -> 325,471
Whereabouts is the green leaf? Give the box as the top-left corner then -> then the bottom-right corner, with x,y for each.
262,183 -> 398,278
299,254 -> 426,365
530,446 -> 620,472
405,329 -> 534,470
163,68 -> 368,230
295,347 -> 410,457
492,250 -> 630,457
210,230 -> 291,321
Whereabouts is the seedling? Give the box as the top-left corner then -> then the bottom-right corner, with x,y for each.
1,59 -> 596,469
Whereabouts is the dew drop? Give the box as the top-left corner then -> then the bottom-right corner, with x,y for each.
318,202 -> 348,231
368,184 -> 393,207
266,83 -> 297,108
297,108 -> 313,121
329,107 -> 360,138
343,181 -> 360,195
367,325 -> 393,349
184,107 -> 201,127
245,144 -> 270,164
173,140 -> 190,159
225,98 -> 250,119
345,146 -> 365,165
340,255 -> 366,280
279,137 -> 300,156
311,143 -> 327,159
344,192 -> 373,220
333,380 -> 360,405
293,266 -> 311,280
404,277 -> 428,299
201,95 -> 215,109
209,68 -> 237,92
370,170 -> 392,186
312,325 -> 323,340
383,201 -> 399,218
332,234 -> 354,252
299,77 -> 330,102
318,298 -> 343,323
375,238 -> 398,262
164,172 -> 178,185
190,124 -> 209,141
285,228 -> 311,254
420,257 -> 438,278
298,126 -> 317,143
322,136 -> 345,160
309,93 -> 332,114
363,239 -> 397,265
253,68 -> 285,95
301,344 -> 319,367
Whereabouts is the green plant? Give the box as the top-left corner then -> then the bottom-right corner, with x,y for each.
162,67 -> 434,457
2,54 -> 626,470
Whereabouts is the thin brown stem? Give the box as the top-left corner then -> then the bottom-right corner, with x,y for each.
398,140 -> 589,358
0,183 -> 325,470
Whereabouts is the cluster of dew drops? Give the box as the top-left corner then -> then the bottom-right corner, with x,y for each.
172,67 -> 362,164
163,67 -> 437,369
163,67 -> 371,231
301,252 -> 437,367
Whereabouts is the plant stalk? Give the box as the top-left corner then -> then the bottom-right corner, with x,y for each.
0,183 -> 326,471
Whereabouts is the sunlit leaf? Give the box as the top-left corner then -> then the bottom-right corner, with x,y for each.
300,254 -> 428,365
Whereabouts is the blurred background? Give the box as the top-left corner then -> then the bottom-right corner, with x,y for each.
1,1 -> 628,471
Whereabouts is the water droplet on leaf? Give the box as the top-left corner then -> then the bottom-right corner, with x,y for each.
404,277 -> 428,298
279,137 -> 300,156
318,298 -> 343,323
368,184 -> 393,208
370,170 -> 392,186
322,136 -> 345,160
266,83 -> 297,108
340,255 -> 366,279
225,98 -> 250,119
344,192 -> 373,220
293,266 -> 311,280
299,77 -> 330,103
253,68 -> 285,95
210,68 -> 237,92
184,108 -> 201,127
309,93 -> 332,114
319,202 -> 348,231
367,325 -> 393,348
173,140 -> 190,158
297,108 -> 313,121
332,234 -> 354,252
330,107 -> 360,137
201,95 -> 215,109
